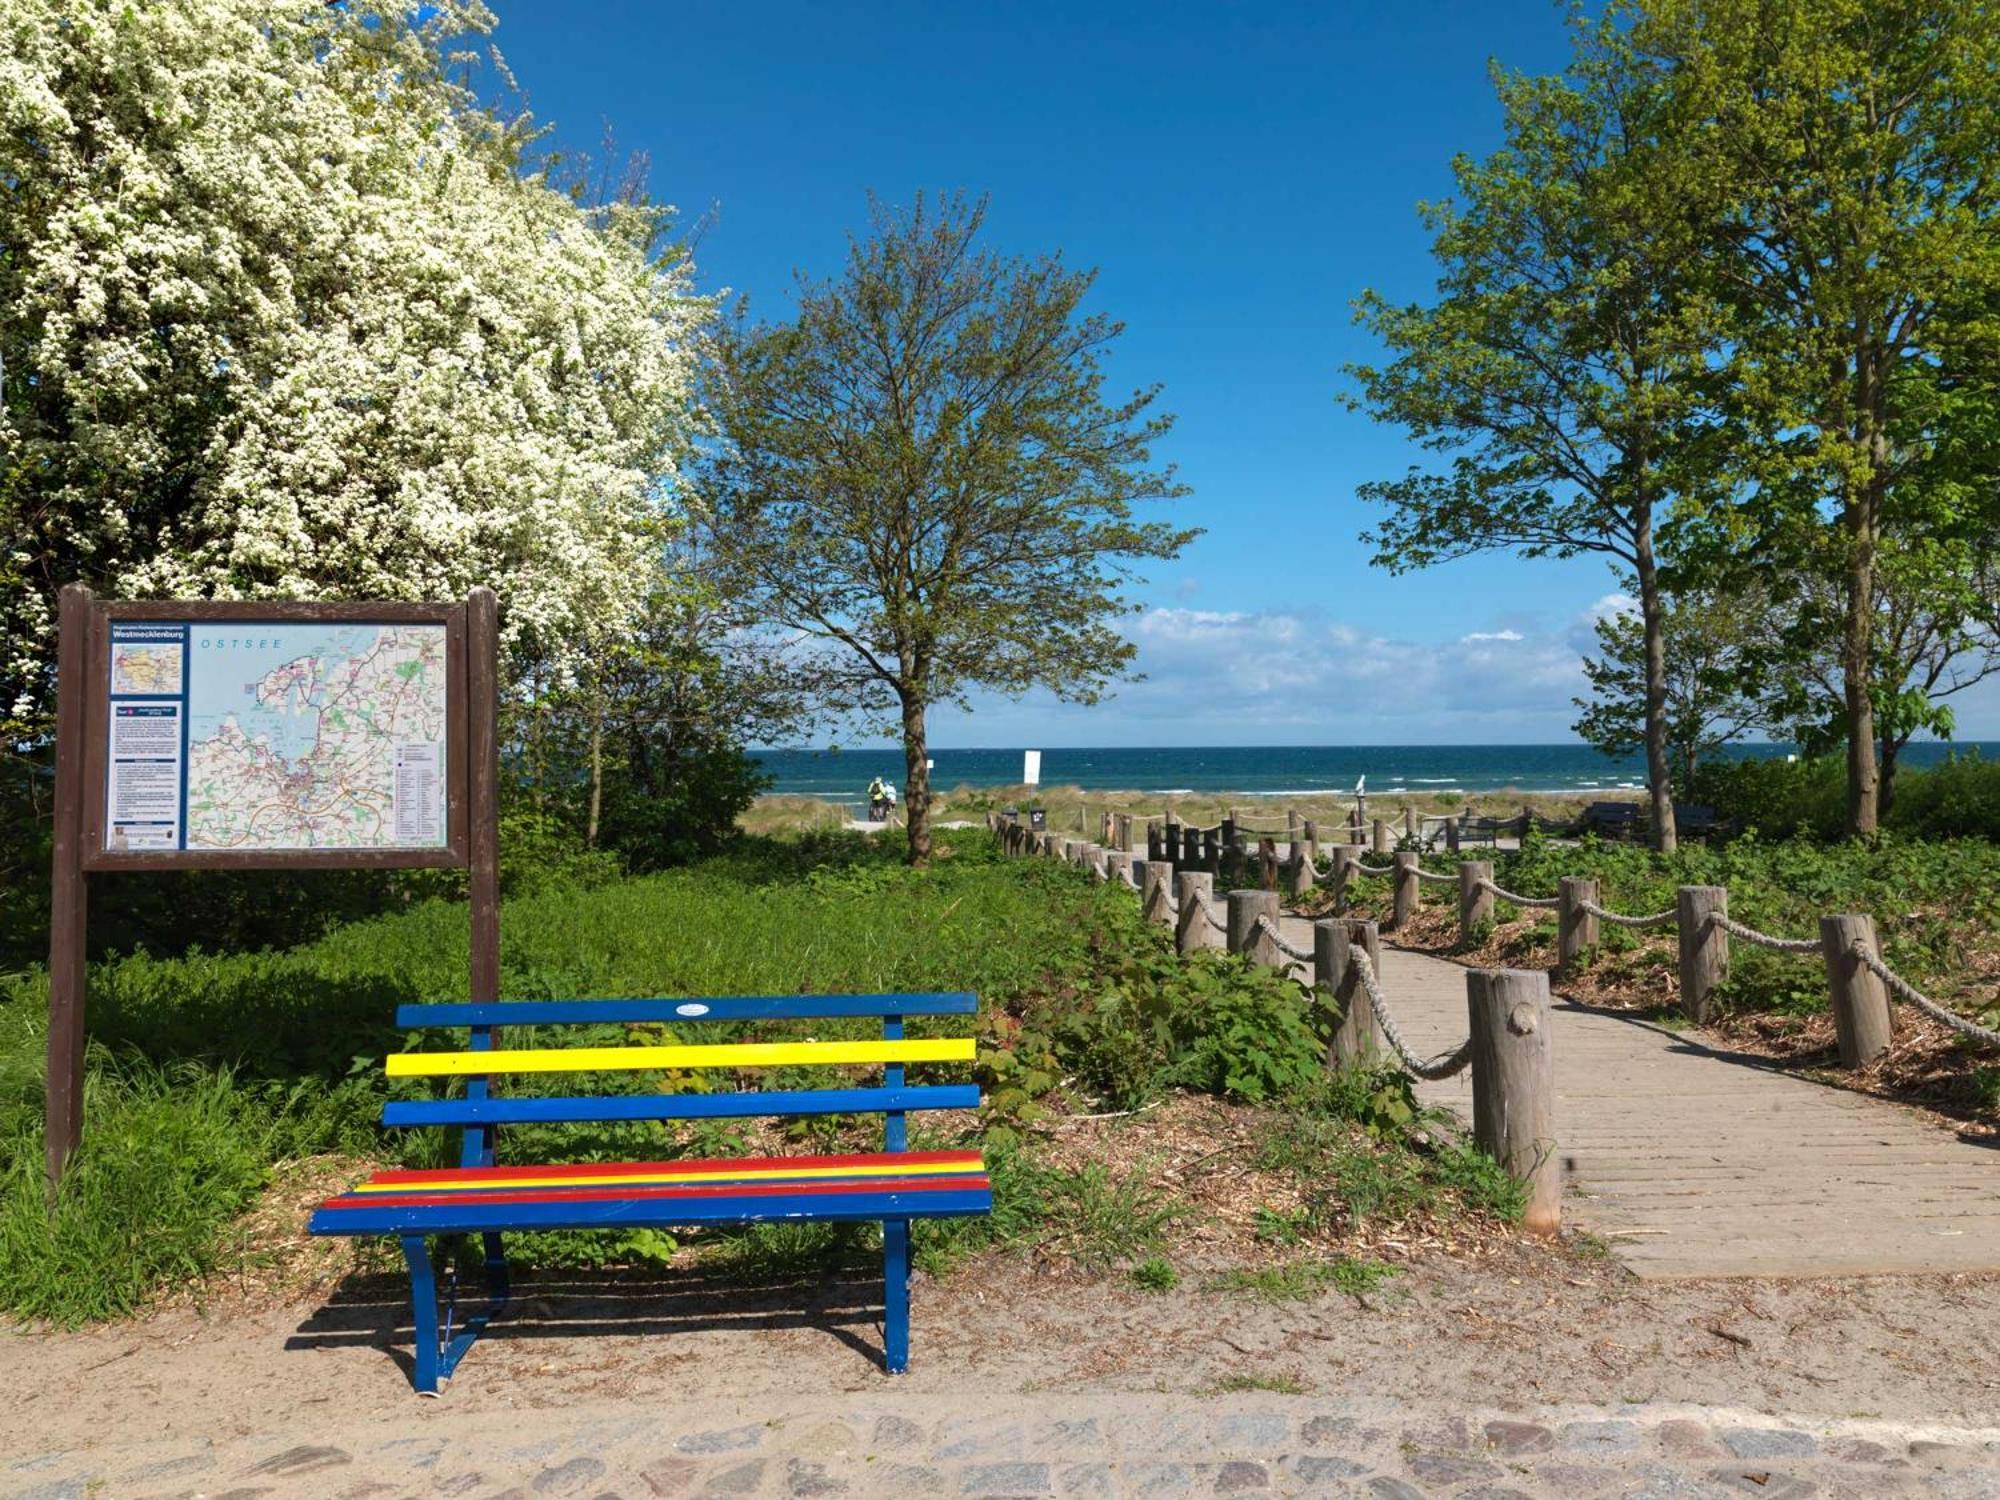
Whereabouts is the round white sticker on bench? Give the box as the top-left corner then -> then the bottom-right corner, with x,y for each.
675,1003 -> 710,1017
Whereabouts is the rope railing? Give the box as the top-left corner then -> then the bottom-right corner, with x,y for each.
1247,915 -> 1472,1079
1350,947 -> 1474,1080
1475,878 -> 1561,910
1254,914 -> 1314,963
1018,807 -> 2000,1059
1708,912 -> 1821,954
1578,899 -> 1675,930
1850,944 -> 2000,1049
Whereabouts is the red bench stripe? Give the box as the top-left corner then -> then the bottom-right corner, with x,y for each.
364,1147 -> 983,1187
322,1174 -> 991,1212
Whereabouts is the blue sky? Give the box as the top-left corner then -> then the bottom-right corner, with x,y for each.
488,0 -> 1998,748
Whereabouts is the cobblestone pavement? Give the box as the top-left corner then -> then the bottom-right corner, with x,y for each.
5,1393 -> 1997,1499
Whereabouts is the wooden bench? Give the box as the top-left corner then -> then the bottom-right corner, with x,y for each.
1582,800 -> 1642,839
308,993 -> 991,1393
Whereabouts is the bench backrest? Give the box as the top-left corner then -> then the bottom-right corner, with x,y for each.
385,993 -> 979,1169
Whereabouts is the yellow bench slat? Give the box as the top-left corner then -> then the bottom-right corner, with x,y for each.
384,1037 -> 976,1078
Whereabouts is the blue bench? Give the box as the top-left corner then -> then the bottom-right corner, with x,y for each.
308,993 -> 991,1393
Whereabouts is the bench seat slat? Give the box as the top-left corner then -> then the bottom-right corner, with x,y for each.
396,993 -> 978,1028
381,1084 -> 980,1129
357,1147 -> 983,1192
310,1150 -> 991,1238
310,1185 -> 994,1237
386,1037 -> 974,1078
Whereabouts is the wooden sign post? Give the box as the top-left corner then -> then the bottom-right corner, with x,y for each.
44,586 -> 500,1190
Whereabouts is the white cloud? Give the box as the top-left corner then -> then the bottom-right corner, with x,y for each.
999,604 -> 1593,741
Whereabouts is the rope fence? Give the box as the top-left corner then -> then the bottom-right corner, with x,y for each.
1709,912 -> 1822,954
989,810 -> 2000,1066
1578,900 -> 1675,930
1476,878 -> 1560,910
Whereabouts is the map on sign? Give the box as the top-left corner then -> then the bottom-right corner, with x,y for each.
104,621 -> 450,853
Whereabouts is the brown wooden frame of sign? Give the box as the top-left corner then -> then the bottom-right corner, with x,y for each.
44,586 -> 501,1192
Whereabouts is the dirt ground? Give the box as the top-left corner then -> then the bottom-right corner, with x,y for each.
5,1237 -> 2000,1465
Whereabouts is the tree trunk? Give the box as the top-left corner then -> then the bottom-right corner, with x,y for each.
1634,506 -> 1678,854
1879,732 -> 1905,823
900,688 -> 932,868
1844,349 -> 1885,838
586,696 -> 604,848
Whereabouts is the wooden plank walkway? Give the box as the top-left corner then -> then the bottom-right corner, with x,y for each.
1268,911 -> 2000,1279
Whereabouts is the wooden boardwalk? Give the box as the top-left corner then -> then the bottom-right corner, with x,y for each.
1270,912 -> 2000,1279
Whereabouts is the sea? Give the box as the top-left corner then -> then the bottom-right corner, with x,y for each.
751,742 -> 2000,800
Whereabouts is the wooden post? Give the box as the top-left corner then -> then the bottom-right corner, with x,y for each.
1104,850 -> 1133,888
1821,914 -> 1894,1068
1520,803 -> 1534,838
1182,821 -> 1201,870
1466,968 -> 1559,1237
1329,843 -> 1360,914
1677,885 -> 1729,1024
1302,818 -> 1317,845
1459,859 -> 1494,941
1391,850 -> 1419,930
1258,836 -> 1279,891
1287,808 -> 1301,837
1141,860 -> 1174,923
44,584 -> 93,1194
1372,818 -> 1391,856
1558,875 -> 1598,977
1175,872 -> 1220,954
1403,806 -> 1416,840
1446,816 -> 1460,854
468,587 -> 502,1016
1321,918 -> 1382,1065
1228,889 -> 1282,967
1284,835 -> 1317,899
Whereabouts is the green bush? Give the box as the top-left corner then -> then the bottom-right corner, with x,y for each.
1882,752 -> 2000,839
1683,755 -> 1845,841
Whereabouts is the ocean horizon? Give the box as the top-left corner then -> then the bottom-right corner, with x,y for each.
751,741 -> 2000,800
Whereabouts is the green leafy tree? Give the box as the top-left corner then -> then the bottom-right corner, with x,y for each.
703,194 -> 1194,865
1751,551 -> 2000,818
1630,0 -> 2000,835
0,0 -> 709,737
1573,581 -> 1766,788
1347,24 -> 1731,852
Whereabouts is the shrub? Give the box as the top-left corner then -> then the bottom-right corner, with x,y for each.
1684,756 -> 1845,841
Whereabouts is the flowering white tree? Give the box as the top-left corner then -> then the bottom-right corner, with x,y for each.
0,0 -> 709,730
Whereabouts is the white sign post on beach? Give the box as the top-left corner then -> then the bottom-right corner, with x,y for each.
1023,750 -> 1041,786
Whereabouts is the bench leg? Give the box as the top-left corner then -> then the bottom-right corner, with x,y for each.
482,1231 -> 510,1299
400,1234 -> 511,1395
401,1235 -> 442,1396
883,1219 -> 910,1375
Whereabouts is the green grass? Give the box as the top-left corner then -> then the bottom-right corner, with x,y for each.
0,828 -> 1527,1325
0,831 -> 1156,1323
1129,1255 -> 1179,1292
1206,1372 -> 1306,1395
1205,1256 -> 1395,1303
